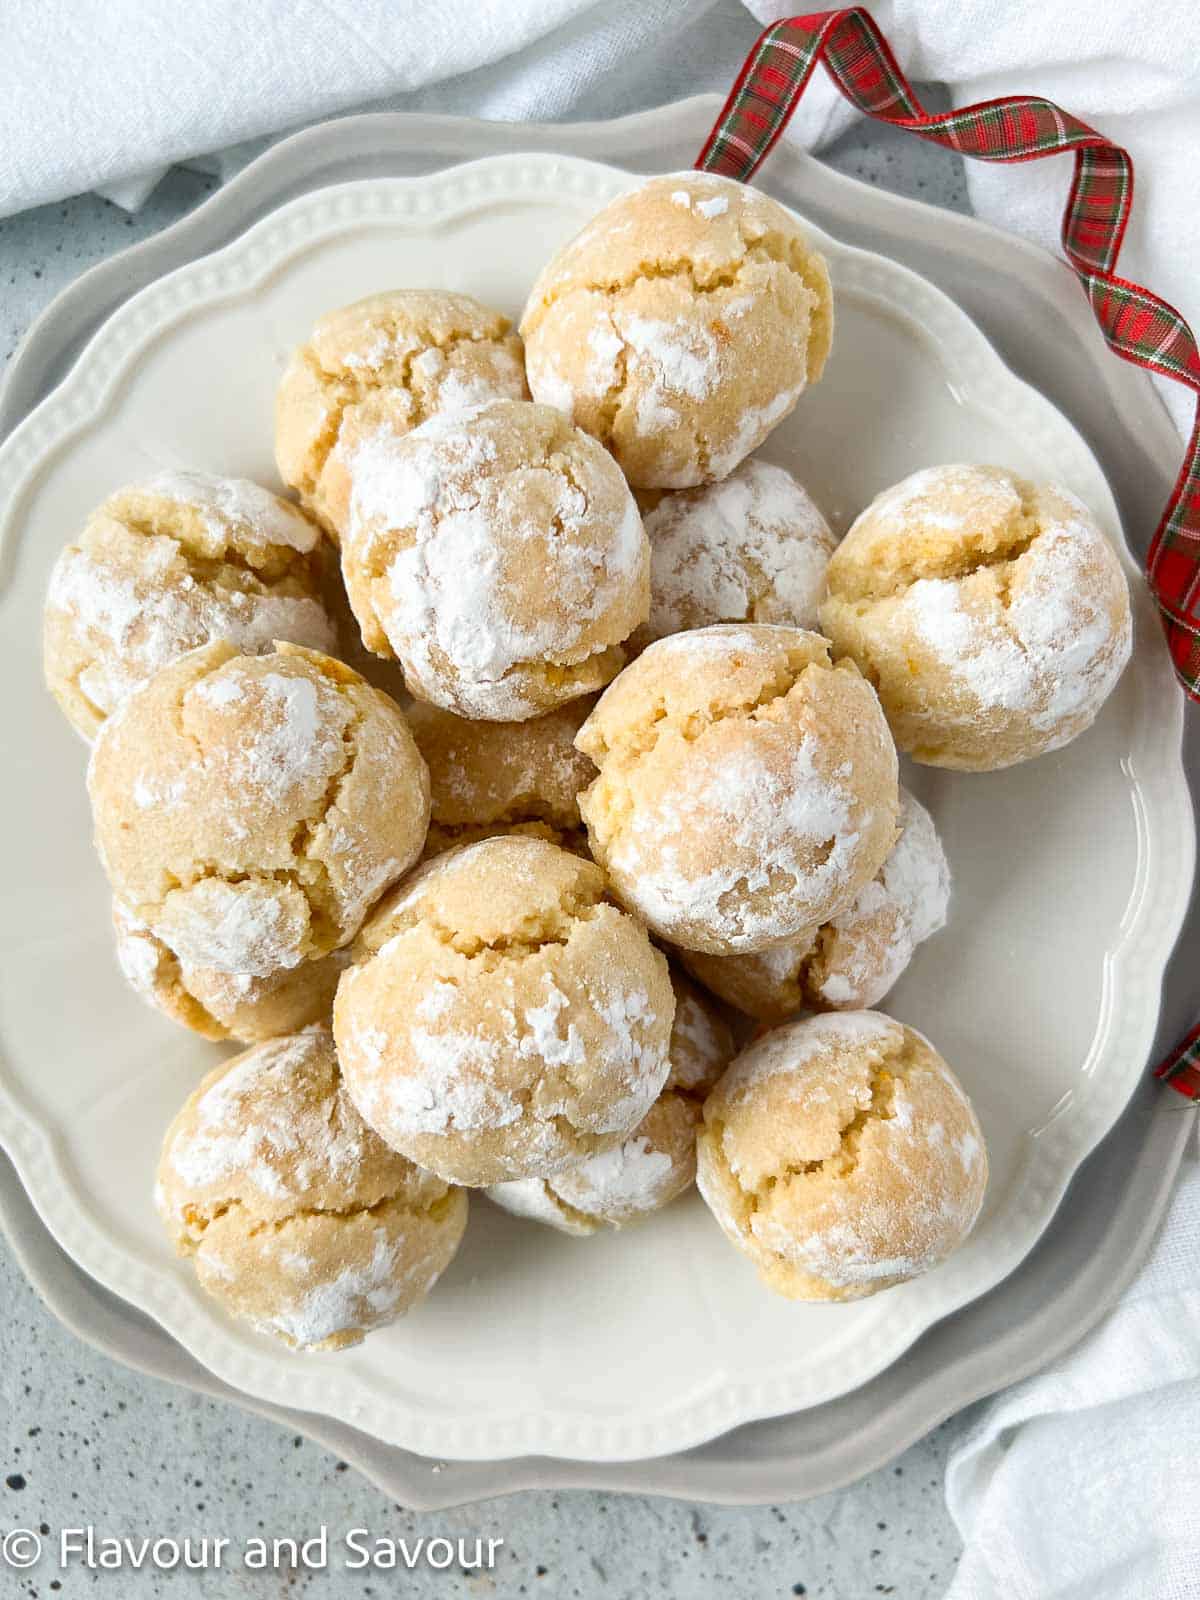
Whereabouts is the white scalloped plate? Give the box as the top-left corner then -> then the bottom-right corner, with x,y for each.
0,154 -> 1189,1463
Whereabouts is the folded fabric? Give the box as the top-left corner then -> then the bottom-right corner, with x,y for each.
0,0 -> 749,214
944,1138 -> 1200,1600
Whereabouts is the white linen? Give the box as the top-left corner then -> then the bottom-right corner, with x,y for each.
3,0 -> 1196,429
944,1139 -> 1200,1600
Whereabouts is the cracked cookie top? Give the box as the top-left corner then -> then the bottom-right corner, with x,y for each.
43,472 -> 338,741
820,464 -> 1133,770
485,969 -> 734,1234
339,398 -> 650,720
275,289 -> 528,541
696,1011 -> 987,1301
519,172 -> 833,489
683,788 -> 951,1022
88,640 -> 430,978
156,1026 -> 467,1350
575,624 -> 899,956
630,458 -> 835,653
332,834 -> 675,1187
113,899 -> 349,1045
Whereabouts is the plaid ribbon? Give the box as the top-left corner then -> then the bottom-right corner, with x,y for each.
697,8 -> 1200,1100
1155,1022 -> 1200,1100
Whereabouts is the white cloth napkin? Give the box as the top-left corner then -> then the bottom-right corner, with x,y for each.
944,1135 -> 1200,1600
3,0 -> 1196,430
2,1 -> 1198,1591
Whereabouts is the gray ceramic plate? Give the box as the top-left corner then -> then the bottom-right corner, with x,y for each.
2,97 -> 1195,1505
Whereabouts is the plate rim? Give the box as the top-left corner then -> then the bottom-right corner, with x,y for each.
0,137 -> 1192,1464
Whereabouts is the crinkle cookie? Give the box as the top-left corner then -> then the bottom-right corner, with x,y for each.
89,641 -> 430,978
43,472 -> 336,740
275,290 -> 527,539
340,398 -> 649,720
819,464 -> 1133,770
114,901 -> 349,1044
333,835 -> 675,1186
683,789 -> 950,1022
697,1011 -> 987,1301
630,459 -> 834,652
156,1027 -> 466,1350
407,698 -> 596,859
576,625 -> 899,955
486,971 -> 734,1233
520,173 -> 833,488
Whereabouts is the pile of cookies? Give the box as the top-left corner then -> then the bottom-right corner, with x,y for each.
43,172 -> 1133,1353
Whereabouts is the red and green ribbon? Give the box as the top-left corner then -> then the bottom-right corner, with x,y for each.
697,9 -> 1200,1097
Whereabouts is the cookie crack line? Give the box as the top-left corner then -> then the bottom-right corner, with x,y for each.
528,230 -> 813,321
178,1186 -> 455,1244
114,510 -> 317,578
836,507 -> 1043,607
147,654 -> 381,948
286,693 -> 369,937
585,655 -> 815,765
308,323 -> 519,492
375,896 -> 607,962
717,1056 -> 905,1226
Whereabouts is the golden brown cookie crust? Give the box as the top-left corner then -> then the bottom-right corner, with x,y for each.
576,624 -> 899,955
43,473 -> 336,740
89,641 -> 430,977
156,1027 -> 467,1349
696,1011 -> 987,1301
683,789 -> 950,1021
820,465 -> 1132,770
275,289 -> 528,540
334,835 -> 675,1186
485,969 -> 734,1232
520,173 -> 833,488
338,399 -> 649,721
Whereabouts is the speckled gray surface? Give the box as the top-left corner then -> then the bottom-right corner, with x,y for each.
0,95 -> 971,1600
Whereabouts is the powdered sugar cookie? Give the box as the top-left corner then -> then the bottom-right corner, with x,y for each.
520,173 -> 832,488
697,1011 -> 987,1300
684,789 -> 950,1022
89,641 -> 430,978
486,971 -> 734,1233
820,464 -> 1132,770
631,459 -> 834,652
576,625 -> 899,955
407,698 -> 595,858
43,472 -> 336,740
156,1027 -> 466,1350
339,399 -> 649,720
113,901 -> 349,1044
275,290 -> 527,540
333,835 -> 675,1186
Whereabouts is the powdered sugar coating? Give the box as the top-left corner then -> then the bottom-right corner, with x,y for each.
821,465 -> 1133,770
112,900 -> 348,1044
633,460 -> 834,651
696,1011 -> 987,1301
274,289 -> 528,540
684,789 -> 951,1020
156,1027 -> 467,1350
340,399 -> 649,720
334,836 -> 675,1185
43,472 -> 336,739
485,969 -> 733,1232
577,625 -> 900,954
520,173 -> 833,488
89,641 -> 430,977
